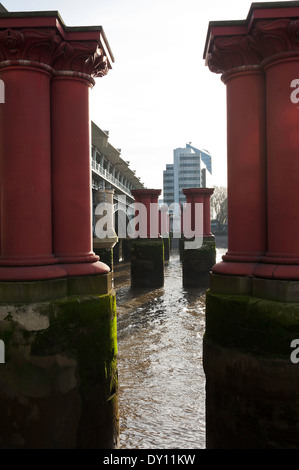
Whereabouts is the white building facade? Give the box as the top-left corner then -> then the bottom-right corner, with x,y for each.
163,143 -> 212,206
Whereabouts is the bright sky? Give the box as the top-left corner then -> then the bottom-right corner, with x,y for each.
4,0 -> 286,190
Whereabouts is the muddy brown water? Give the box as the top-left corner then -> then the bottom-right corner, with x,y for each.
114,235 -> 227,449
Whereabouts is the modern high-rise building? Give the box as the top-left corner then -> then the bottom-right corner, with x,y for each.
163,143 -> 212,206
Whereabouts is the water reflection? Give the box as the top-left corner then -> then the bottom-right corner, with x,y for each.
115,235 -> 227,449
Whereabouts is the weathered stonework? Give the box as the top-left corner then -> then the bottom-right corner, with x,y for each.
182,237 -> 216,288
131,238 -> 164,288
163,237 -> 170,261
0,288 -> 118,449
204,288 -> 299,449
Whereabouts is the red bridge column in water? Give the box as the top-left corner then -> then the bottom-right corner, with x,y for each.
182,188 -> 214,238
181,188 -> 216,287
204,2 -> 299,450
130,188 -> 164,288
0,8 -> 119,450
131,189 -> 161,238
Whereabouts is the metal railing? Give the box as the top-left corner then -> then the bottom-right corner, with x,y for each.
91,159 -> 133,197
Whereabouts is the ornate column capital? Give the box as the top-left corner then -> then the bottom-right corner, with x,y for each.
0,11 -> 114,78
183,188 -> 214,197
205,12 -> 299,74
131,189 -> 162,201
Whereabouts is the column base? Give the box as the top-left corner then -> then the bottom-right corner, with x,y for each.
94,247 -> 113,271
254,263 -> 299,280
213,261 -> 299,280
0,261 -> 110,282
212,261 -> 261,277
55,252 -> 100,264
0,255 -> 58,267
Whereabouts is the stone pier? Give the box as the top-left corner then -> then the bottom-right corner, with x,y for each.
93,189 -> 118,271
159,204 -> 170,261
204,1 -> 299,449
130,189 -> 164,288
0,7 -> 118,449
182,188 -> 215,287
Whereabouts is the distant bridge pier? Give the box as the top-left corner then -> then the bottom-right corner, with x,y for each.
159,204 -> 170,261
181,188 -> 215,287
204,1 -> 299,449
130,189 -> 164,288
93,189 -> 118,270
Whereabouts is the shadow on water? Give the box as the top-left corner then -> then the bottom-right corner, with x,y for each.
114,234 -> 227,449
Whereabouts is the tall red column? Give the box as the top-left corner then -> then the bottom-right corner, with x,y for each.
223,68 -> 266,268
51,74 -> 97,266
0,64 -> 55,271
258,56 -> 299,279
205,37 -> 267,276
0,15 -> 114,280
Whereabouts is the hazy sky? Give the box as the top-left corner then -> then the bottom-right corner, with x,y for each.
4,0 -> 285,190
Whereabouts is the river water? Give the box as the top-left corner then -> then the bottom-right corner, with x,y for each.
114,235 -> 227,449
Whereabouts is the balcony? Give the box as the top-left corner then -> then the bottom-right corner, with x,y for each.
91,159 -> 133,199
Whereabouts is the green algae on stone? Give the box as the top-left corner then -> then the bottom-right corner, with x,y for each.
0,292 -> 119,448
131,238 -> 164,287
206,290 -> 299,358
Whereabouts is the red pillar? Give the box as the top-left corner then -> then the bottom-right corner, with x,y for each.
213,68 -> 267,276
131,189 -> 161,238
183,189 -> 203,237
51,74 -> 98,266
0,14 -> 114,281
159,204 -> 170,237
203,188 -> 214,237
258,56 -> 299,279
183,188 -> 214,237
0,64 -> 56,269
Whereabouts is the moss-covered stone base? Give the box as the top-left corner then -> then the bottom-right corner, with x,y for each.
204,289 -> 299,449
130,238 -> 164,288
163,237 -> 170,261
122,239 -> 131,262
0,292 -> 119,449
182,236 -> 216,287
